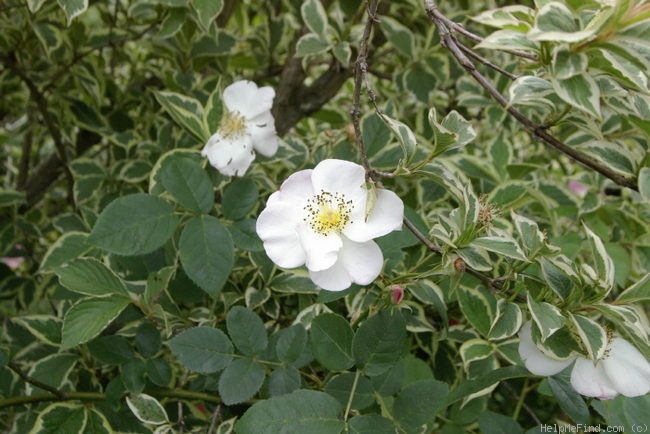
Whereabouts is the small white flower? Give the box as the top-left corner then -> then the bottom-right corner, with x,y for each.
201,80 -> 279,176
518,321 -> 650,399
256,159 -> 404,291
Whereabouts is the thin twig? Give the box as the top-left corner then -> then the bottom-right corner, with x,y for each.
459,43 -> 519,80
424,0 -> 638,191
7,361 -> 66,400
502,380 -> 542,426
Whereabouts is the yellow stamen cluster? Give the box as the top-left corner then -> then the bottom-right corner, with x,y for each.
304,190 -> 353,235
220,110 -> 247,138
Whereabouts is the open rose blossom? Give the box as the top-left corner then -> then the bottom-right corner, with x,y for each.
518,321 -> 650,399
201,80 -> 278,176
256,159 -> 404,291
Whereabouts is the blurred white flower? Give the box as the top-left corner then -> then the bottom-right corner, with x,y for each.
256,159 -> 403,291
518,321 -> 650,399
201,80 -> 278,176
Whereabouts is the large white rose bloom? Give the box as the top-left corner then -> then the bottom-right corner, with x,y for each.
201,80 -> 279,176
518,321 -> 650,399
256,159 -> 404,291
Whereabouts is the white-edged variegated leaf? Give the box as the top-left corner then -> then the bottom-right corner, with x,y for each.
539,257 -> 572,300
551,72 -> 601,119
471,235 -> 528,262
25,353 -> 77,395
40,232 -> 92,272
599,48 -> 648,91
457,286 -> 497,337
126,393 -> 169,425
471,5 -> 534,30
295,33 -> 331,57
301,0 -> 328,38
578,140 -> 637,176
12,315 -> 62,346
527,2 -> 595,43
583,224 -> 615,289
552,47 -> 588,79
460,339 -> 495,371
489,300 -> 522,340
154,91 -> 208,142
456,246 -> 492,271
527,293 -> 565,341
488,182 -> 527,207
569,314 -> 608,360
381,113 -> 417,168
616,273 -> 650,303
57,0 -> 88,25
191,0 -> 223,33
639,167 -> 650,201
428,108 -> 476,157
380,16 -> 415,57
149,149 -> 203,195
27,0 -> 47,13
508,76 -> 555,109
511,211 -> 545,254
28,403 -> 87,434
475,30 -> 539,52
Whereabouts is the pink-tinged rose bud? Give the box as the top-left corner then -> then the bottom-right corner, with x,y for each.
389,285 -> 404,304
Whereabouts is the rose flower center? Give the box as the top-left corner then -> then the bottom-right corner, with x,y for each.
304,190 -> 353,235
220,110 -> 247,138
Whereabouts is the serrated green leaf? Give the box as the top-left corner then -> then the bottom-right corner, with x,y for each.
268,366 -> 301,396
191,0 -> 223,33
311,313 -> 355,371
158,154 -> 214,213
324,373 -> 374,411
352,309 -> 406,376
179,215 -> 234,297
154,91 -> 208,142
222,178 -> 258,220
126,394 -> 169,425
235,390 -> 344,434
168,327 -> 234,373
301,0 -> 328,38
89,193 -> 179,256
276,324 -> 307,364
227,306 -> 268,356
348,415 -> 395,434
393,380 -> 448,432
478,410 -> 524,434
56,257 -> 129,297
61,297 -> 131,350
219,358 -> 266,405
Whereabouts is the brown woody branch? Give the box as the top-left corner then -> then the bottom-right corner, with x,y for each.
424,0 -> 638,191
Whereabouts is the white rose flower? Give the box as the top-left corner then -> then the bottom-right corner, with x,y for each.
518,321 -> 650,399
256,159 -> 404,291
201,80 -> 279,176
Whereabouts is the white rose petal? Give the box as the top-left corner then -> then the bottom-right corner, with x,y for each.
518,322 -> 575,376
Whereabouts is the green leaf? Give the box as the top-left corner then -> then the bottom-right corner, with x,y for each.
579,141 -> 637,176
158,8 -> 186,39
311,313 -> 355,371
179,215 -> 234,297
598,48 -> 648,91
477,410 -> 524,434
61,297 -> 131,350
154,91 -> 208,142
296,33 -> 331,57
539,257 -> 572,300
324,373 -> 374,410
158,154 -> 214,213
29,403 -> 87,434
191,0 -> 223,32
136,321 -> 162,358
332,41 -> 351,65
489,301 -> 522,340
444,365 -> 531,405
219,358 -> 266,405
276,324 -> 307,364
472,236 -> 528,262
228,219 -> 264,252
121,359 -> 147,394
393,380 -> 448,433
89,193 -> 179,256
0,188 -> 26,207
352,309 -> 406,376
639,167 -> 650,202
12,315 -> 62,346
85,409 -> 113,434
428,109 -> 476,156
489,182 -> 528,207
528,2 -> 594,42
55,257 -> 129,297
460,339 -> 494,370
511,211 -> 546,255
268,366 -> 301,396
456,246 -> 493,271
222,178 -> 259,220
168,327 -> 233,373
548,377 -> 589,425
301,0 -> 328,38
88,335 -> 135,365
527,294 -> 565,341
507,76 -> 555,108
551,73 -> 601,119
203,85 -> 223,133
236,390 -> 344,434
570,313 -> 608,360
616,273 -> 650,303
380,16 -> 414,57
457,286 -> 497,336
57,0 -> 88,24
126,393 -> 169,425
552,47 -> 588,79
39,232 -> 92,271
583,223 -> 615,289
348,415 -> 395,434
227,306 -> 268,356
27,0 -> 47,13
410,280 -> 447,329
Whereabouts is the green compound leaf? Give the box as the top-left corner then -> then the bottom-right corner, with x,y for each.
235,390 -> 344,434
348,415 -> 396,434
218,358 -> 266,405
352,309 -> 406,376
158,154 -> 214,213
168,326 -> 233,374
222,178 -> 259,220
179,215 -> 234,297
478,410 -> 524,434
126,393 -> 169,426
89,193 -> 179,256
227,306 -> 268,356
311,313 -> 355,371
393,380 -> 448,433
55,257 -> 129,297
324,372 -> 375,411
61,296 -> 131,350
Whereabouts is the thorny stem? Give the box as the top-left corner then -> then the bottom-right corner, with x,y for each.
351,0 -> 507,292
424,0 -> 638,191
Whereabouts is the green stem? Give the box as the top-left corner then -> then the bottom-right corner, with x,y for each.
343,370 -> 362,421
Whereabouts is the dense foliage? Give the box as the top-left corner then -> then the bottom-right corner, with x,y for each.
1,0 -> 649,432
